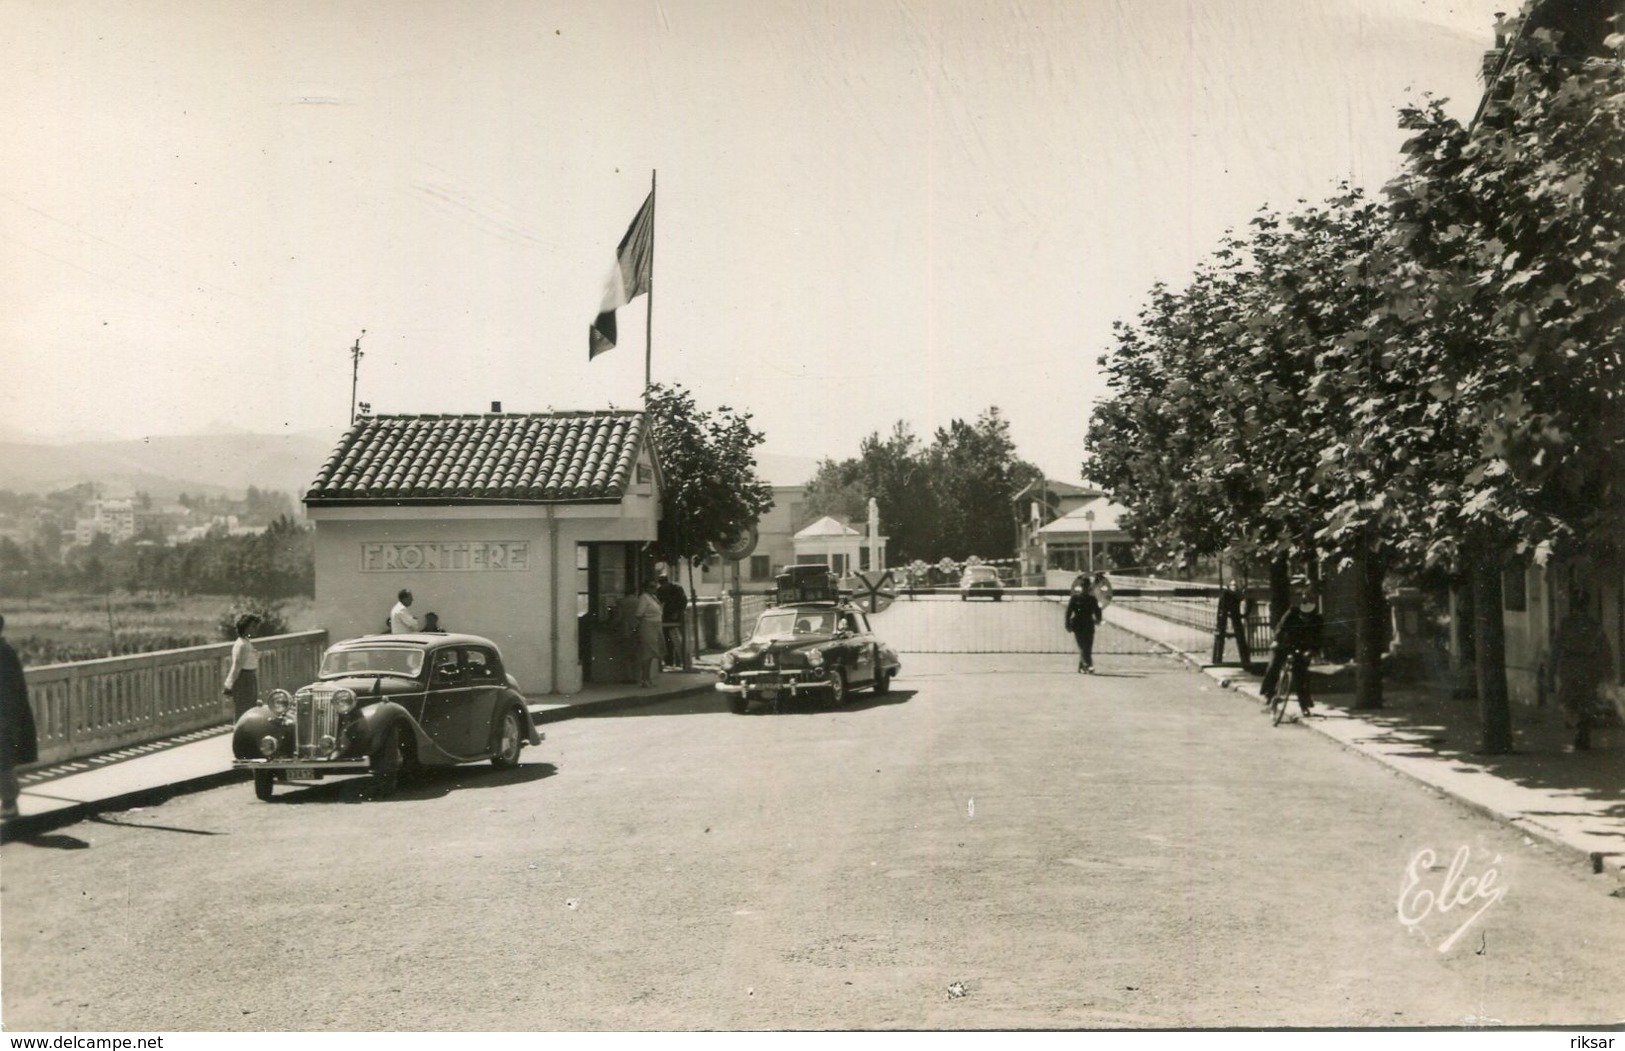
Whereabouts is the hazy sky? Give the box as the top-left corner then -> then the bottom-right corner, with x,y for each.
4,0 -> 1506,481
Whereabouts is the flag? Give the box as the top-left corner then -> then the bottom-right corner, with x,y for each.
589,191 -> 655,360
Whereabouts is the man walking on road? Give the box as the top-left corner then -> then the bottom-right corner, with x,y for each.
1065,581 -> 1103,674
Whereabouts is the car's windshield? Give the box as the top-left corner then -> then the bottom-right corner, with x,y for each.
320,647 -> 424,678
752,610 -> 835,638
965,567 -> 998,581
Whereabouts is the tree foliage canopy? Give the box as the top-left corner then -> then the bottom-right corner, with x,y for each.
804,408 -> 1041,563
644,383 -> 775,565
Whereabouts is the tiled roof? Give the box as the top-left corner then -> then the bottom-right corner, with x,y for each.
304,411 -> 648,505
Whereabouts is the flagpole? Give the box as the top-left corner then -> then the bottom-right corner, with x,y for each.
645,169 -> 656,392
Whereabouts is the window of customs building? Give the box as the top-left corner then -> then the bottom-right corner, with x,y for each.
749,555 -> 771,581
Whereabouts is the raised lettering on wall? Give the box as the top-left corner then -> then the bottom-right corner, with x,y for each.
359,542 -> 531,572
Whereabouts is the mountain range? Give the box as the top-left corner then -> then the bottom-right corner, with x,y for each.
0,430 -> 342,501
0,428 -> 820,502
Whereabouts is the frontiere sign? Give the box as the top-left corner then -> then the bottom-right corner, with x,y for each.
360,542 -> 530,572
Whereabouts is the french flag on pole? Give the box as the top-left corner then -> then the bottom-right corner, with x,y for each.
588,191 -> 655,360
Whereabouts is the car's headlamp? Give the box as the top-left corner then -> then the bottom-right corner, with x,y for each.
721,651 -> 737,670
266,689 -> 292,716
806,650 -> 824,667
331,688 -> 357,714
258,735 -> 280,757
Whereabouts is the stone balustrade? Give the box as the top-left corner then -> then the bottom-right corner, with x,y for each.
21,630 -> 328,766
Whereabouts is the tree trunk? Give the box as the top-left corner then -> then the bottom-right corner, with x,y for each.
1351,541 -> 1387,710
1451,576 -> 1477,700
1469,548 -> 1513,754
1268,556 -> 1292,630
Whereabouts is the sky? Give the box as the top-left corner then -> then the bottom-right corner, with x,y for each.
2,0 -> 1510,483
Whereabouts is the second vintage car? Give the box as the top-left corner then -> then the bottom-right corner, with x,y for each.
715,564 -> 901,714
232,632 -> 542,800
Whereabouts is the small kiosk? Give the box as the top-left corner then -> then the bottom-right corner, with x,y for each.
302,410 -> 662,694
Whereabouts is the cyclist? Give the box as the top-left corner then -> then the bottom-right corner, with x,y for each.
1261,589 -> 1323,717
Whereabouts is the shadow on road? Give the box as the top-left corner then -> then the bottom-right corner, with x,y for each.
267,761 -> 558,804
7,831 -> 91,851
748,689 -> 918,717
578,688 -> 919,718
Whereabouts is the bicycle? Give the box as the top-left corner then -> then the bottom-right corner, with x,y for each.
1267,651 -> 1307,726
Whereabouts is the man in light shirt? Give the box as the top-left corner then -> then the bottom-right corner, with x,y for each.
390,589 -> 420,634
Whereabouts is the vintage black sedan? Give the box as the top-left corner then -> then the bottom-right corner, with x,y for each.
232,632 -> 542,800
715,602 -> 901,714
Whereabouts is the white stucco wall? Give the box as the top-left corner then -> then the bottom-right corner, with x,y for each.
309,486 -> 658,695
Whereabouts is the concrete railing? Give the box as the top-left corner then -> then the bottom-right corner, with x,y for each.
22,630 -> 329,766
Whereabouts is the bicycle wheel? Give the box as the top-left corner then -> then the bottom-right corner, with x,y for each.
1271,665 -> 1294,726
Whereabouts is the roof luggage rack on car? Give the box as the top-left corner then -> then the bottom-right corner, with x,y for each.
775,563 -> 841,605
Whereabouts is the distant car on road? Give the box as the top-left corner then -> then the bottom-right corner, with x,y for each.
959,564 -> 1004,601
231,633 -> 542,801
716,565 -> 901,714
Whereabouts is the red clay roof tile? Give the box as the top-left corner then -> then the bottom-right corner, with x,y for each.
304,411 -> 648,505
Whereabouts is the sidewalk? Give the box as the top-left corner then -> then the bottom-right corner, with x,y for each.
0,669 -> 719,844
1107,603 -> 1625,884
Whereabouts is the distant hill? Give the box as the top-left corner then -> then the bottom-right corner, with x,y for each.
0,431 -> 342,501
0,432 -> 824,501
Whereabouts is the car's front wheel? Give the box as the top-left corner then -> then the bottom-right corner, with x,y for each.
490,708 -> 523,769
253,770 -> 275,801
873,649 -> 892,695
829,669 -> 847,706
372,723 -> 405,798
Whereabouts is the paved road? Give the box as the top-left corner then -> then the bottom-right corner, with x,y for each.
872,592 -> 1195,655
3,652 -> 1621,1030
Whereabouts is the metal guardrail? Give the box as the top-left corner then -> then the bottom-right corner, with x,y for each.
21,630 -> 328,766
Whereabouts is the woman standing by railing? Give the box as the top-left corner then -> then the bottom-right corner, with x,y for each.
221,614 -> 260,718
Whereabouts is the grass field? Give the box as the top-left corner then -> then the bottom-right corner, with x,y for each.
6,592 -> 316,666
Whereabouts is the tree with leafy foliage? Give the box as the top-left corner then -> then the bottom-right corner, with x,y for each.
926,408 -> 1044,562
802,411 -> 1040,564
1372,27 -> 1625,749
805,422 -> 937,562
644,383 -> 775,567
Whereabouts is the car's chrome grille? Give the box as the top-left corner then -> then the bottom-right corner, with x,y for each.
293,687 -> 345,759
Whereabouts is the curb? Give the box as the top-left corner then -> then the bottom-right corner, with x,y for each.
1109,618 -> 1625,885
529,679 -> 719,724
2,679 -> 721,845
1209,661 -> 1624,884
1,768 -> 249,845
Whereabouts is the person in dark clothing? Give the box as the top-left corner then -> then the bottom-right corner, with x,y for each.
657,574 -> 689,669
1,614 -> 39,820
1064,582 -> 1104,674
1261,592 -> 1324,715
1554,589 -> 1614,751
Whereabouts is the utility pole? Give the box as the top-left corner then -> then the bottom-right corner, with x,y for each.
349,330 -> 367,425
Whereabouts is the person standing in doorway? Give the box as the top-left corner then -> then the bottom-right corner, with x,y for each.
1065,581 -> 1103,674
390,589 -> 420,634
0,614 -> 39,821
635,581 -> 665,687
614,582 -> 642,684
222,613 -> 261,720
1555,589 -> 1614,751
657,573 -> 689,669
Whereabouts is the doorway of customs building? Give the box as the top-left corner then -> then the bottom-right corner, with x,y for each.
579,541 -> 652,685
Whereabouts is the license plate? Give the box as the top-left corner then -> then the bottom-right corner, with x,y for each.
284,767 -> 317,781
760,688 -> 779,699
